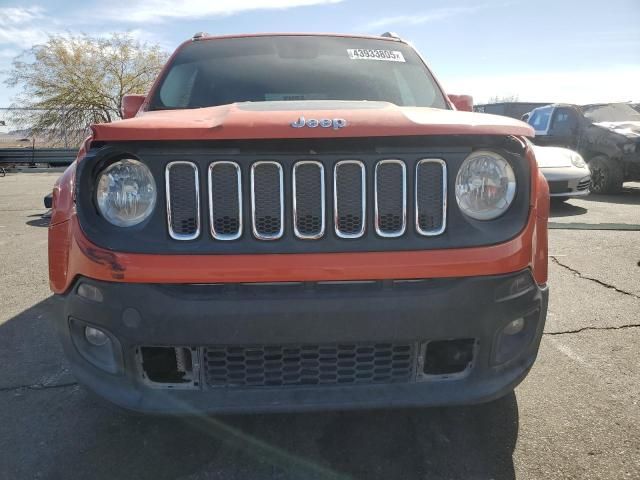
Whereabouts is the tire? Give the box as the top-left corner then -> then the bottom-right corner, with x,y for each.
588,155 -> 623,194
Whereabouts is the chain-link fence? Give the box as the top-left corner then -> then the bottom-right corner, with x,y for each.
0,108 -> 93,149
0,108 -> 94,167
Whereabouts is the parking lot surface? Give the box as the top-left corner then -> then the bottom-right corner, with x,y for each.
1,171 -> 639,479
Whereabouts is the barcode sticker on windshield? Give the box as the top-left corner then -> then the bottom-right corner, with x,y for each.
347,49 -> 406,62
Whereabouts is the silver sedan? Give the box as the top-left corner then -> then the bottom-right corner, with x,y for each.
533,145 -> 591,199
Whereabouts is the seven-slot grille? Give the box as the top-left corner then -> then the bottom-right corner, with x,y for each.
204,342 -> 415,388
164,158 -> 446,241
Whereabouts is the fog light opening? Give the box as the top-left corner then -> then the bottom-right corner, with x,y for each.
138,346 -> 199,389
423,338 -> 476,377
69,318 -> 123,374
502,317 -> 525,336
493,310 -> 540,365
84,326 -> 110,346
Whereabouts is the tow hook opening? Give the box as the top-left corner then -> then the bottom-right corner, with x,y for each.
138,346 -> 200,389
422,339 -> 476,377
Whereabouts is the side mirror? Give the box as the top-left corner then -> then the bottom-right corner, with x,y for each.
448,94 -> 474,112
121,94 -> 146,119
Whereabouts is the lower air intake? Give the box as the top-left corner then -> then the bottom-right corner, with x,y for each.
204,342 -> 415,388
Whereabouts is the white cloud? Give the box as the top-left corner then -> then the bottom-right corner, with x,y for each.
0,6 -> 43,25
364,3 -> 506,30
102,0 -> 343,23
0,6 -> 48,48
440,66 -> 640,105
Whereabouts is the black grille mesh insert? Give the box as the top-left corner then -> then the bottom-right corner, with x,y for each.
167,163 -> 199,238
210,162 -> 241,238
294,162 -> 324,238
416,161 -> 445,234
376,162 -> 405,235
204,343 -> 415,387
335,162 -> 364,237
252,163 -> 283,238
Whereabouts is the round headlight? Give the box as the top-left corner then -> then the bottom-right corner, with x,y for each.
455,150 -> 516,221
570,152 -> 586,168
96,159 -> 156,227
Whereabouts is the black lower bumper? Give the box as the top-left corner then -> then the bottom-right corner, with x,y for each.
53,270 -> 548,414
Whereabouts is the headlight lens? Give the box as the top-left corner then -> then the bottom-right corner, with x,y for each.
96,159 -> 156,227
455,150 -> 516,220
570,152 -> 586,168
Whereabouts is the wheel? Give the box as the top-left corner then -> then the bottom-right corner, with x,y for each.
588,155 -> 623,194
0,168 -> 5,177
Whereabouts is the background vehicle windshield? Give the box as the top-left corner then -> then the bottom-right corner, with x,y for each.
583,103 -> 640,122
149,36 -> 447,110
528,107 -> 552,132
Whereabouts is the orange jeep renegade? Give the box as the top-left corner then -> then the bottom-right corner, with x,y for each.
48,32 -> 549,414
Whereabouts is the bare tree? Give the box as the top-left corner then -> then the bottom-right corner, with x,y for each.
4,33 -> 168,146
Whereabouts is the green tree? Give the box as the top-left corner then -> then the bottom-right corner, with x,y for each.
4,33 -> 168,146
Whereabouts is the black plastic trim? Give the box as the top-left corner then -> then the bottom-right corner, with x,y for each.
75,136 -> 530,254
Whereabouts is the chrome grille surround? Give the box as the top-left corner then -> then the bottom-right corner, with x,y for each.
415,159 -> 447,236
163,158 -> 448,242
208,161 -> 243,240
374,159 -> 407,238
334,160 -> 366,239
165,161 -> 201,241
250,161 -> 284,240
292,161 -> 326,240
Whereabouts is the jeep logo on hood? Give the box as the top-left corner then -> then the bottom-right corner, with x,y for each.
290,116 -> 347,130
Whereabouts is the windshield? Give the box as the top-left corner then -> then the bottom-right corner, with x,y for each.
527,106 -> 552,132
149,36 -> 447,110
583,103 -> 640,123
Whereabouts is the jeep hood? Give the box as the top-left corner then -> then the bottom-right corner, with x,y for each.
91,101 -> 533,141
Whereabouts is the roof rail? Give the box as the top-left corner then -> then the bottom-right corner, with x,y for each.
192,32 -> 209,41
380,31 -> 402,40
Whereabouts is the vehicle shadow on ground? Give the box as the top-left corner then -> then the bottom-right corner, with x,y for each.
580,185 -> 640,206
25,213 -> 50,228
549,201 -> 588,218
0,298 -> 519,480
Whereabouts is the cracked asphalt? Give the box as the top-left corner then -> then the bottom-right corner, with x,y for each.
1,171 -> 639,480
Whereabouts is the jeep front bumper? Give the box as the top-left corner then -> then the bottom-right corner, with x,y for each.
53,270 -> 548,414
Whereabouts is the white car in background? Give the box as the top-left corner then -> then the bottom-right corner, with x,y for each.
532,145 -> 591,201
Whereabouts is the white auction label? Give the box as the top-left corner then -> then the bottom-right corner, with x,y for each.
347,49 -> 406,62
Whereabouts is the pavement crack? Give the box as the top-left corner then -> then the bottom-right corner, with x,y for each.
0,381 -> 78,393
545,324 -> 640,336
550,256 -> 640,300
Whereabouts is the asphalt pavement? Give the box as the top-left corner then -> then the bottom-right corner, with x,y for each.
0,171 -> 638,480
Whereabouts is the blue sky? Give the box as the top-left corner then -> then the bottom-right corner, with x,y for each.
0,0 -> 638,107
